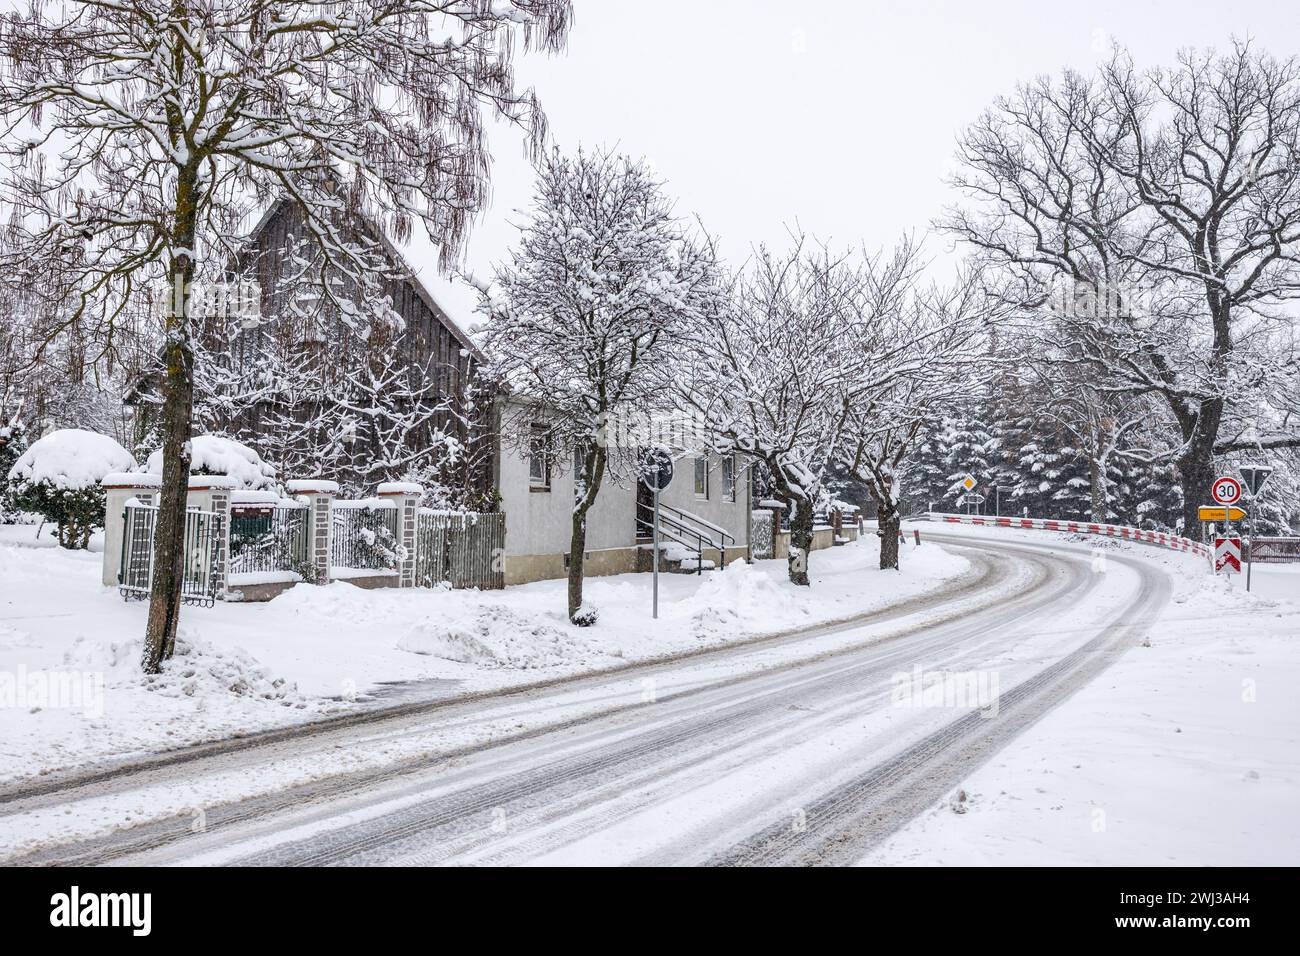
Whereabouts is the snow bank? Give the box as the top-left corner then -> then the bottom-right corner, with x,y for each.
62,630 -> 311,706
676,558 -> 795,631
397,607 -> 606,669
0,530 -> 970,787
863,527 -> 1300,866
144,435 -> 277,490
8,429 -> 135,490
0,533 -> 334,786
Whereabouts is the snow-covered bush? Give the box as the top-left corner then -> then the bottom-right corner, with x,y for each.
144,434 -> 277,490
571,602 -> 599,628
6,428 -> 136,548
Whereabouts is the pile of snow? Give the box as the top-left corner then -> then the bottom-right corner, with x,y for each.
7,429 -> 135,490
397,606 -> 608,669
144,435 -> 277,490
677,558 -> 799,631
62,629 -> 313,707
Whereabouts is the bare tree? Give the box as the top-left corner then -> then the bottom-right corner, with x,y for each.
837,265 -> 990,568
682,236 -> 859,586
0,0 -> 571,671
944,41 -> 1300,532
479,149 -> 719,623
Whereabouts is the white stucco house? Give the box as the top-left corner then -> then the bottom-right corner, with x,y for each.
493,398 -> 752,586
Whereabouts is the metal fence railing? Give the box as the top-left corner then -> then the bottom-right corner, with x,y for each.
1247,537 -> 1300,563
119,503 -> 224,607
330,500 -> 400,572
229,503 -> 309,578
416,510 -> 504,589
116,494 -> 506,602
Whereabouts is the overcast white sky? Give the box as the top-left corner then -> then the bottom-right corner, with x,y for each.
415,0 -> 1300,328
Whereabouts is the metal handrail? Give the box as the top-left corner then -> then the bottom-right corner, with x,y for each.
636,499 -> 735,574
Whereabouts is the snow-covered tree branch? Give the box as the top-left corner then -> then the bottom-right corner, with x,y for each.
480,148 -> 720,623
0,0 -> 570,671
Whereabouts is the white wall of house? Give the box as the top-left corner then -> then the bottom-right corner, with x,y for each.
497,435 -> 634,558
660,452 -> 751,551
495,416 -> 751,584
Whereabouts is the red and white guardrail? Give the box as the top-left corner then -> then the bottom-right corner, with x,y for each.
927,512 -> 1212,560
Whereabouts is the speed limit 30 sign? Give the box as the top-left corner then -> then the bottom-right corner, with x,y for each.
1211,476 -> 1243,506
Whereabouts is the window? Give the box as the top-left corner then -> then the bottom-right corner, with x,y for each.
722,455 -> 737,502
694,456 -> 709,499
529,424 -> 550,491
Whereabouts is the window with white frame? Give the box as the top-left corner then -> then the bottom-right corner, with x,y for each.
528,424 -> 551,491
694,456 -> 708,498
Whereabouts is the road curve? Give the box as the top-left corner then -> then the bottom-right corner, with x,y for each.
2,531 -> 1170,866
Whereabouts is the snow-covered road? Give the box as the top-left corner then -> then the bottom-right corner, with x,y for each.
0,530 -> 1178,866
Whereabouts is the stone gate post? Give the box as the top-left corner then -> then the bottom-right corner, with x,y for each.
286,479 -> 339,584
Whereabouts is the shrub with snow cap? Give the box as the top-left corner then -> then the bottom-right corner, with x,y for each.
571,602 -> 599,628
7,428 -> 136,548
144,434 -> 277,490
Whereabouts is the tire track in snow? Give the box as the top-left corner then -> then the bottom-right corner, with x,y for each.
9,535 -> 1165,867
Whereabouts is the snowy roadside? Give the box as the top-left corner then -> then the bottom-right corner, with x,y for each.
860,521 -> 1300,866
0,524 -> 968,787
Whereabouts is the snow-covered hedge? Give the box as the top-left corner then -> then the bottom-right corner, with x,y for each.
6,428 -> 136,548
144,435 -> 277,490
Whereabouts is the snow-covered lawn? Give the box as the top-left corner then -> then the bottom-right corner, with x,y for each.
0,524 -> 966,786
862,522 -> 1300,866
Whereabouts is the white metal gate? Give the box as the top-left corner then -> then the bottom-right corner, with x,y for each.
119,503 -> 224,607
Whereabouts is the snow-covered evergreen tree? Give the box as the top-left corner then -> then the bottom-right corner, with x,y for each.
7,428 -> 135,548
0,396 -> 28,522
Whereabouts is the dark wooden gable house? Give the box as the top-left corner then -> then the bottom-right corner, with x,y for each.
129,199 -> 496,505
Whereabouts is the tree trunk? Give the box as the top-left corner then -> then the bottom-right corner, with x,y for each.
878,503 -> 900,570
1088,455 -> 1106,524
1177,438 -> 1216,540
1174,295 -> 1229,537
567,445 -> 606,624
142,168 -> 199,674
567,504 -> 588,622
788,496 -> 813,586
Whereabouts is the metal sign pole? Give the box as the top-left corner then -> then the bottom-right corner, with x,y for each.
652,488 -> 660,620
1247,507 -> 1255,592
1224,508 -> 1231,575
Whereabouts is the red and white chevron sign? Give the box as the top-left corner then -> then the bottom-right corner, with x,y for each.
1215,536 -> 1242,574
929,512 -> 1212,560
